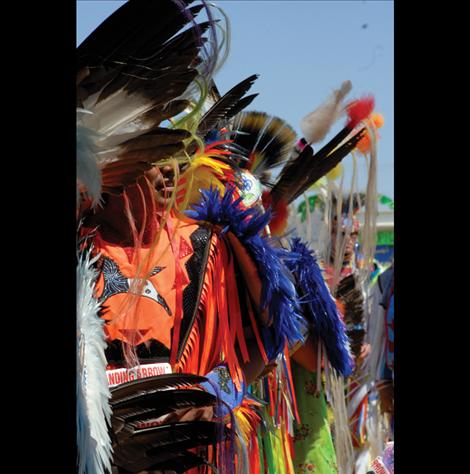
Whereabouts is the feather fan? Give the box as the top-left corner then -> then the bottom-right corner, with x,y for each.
113,421 -> 218,473
110,372 -> 219,473
230,111 -> 297,178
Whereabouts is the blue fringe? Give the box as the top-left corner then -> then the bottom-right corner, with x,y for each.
186,187 -> 307,360
287,238 -> 354,376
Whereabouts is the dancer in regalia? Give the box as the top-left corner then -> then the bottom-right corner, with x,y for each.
77,2 -> 307,472
76,2 -> 382,473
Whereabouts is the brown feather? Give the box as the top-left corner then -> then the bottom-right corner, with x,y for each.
117,143 -> 186,162
121,128 -> 191,151
141,99 -> 190,126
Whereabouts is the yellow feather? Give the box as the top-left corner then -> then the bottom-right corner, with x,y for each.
175,154 -> 231,211
326,162 -> 344,181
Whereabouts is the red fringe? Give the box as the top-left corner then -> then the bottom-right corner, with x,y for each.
215,239 -> 244,390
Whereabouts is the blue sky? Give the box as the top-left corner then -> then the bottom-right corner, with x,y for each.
77,0 -> 393,203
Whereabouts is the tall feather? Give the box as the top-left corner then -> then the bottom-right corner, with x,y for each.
302,95 -> 375,166
77,248 -> 113,474
270,142 -> 313,205
270,127 -> 365,206
346,95 -> 375,129
358,120 -> 379,285
290,128 -> 367,202
197,74 -> 259,135
300,80 -> 352,144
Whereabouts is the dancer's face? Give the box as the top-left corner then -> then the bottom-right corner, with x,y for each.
331,224 -> 359,263
145,165 -> 176,206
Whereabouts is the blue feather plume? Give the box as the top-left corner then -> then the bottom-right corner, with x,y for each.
186,187 -> 307,360
287,238 -> 353,376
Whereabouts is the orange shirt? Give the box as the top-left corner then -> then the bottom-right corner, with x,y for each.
93,218 -> 197,349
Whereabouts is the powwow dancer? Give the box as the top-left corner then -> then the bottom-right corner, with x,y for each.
76,1 -> 382,472
77,2 -> 307,472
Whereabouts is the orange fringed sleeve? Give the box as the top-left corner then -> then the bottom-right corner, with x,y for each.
176,231 -> 269,391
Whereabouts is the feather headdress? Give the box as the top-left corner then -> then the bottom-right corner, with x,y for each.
76,0 -> 228,203
76,0 -> 239,370
231,111 -> 297,182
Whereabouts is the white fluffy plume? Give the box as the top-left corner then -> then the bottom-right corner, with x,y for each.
300,80 -> 352,145
77,110 -> 102,208
77,249 -> 113,474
